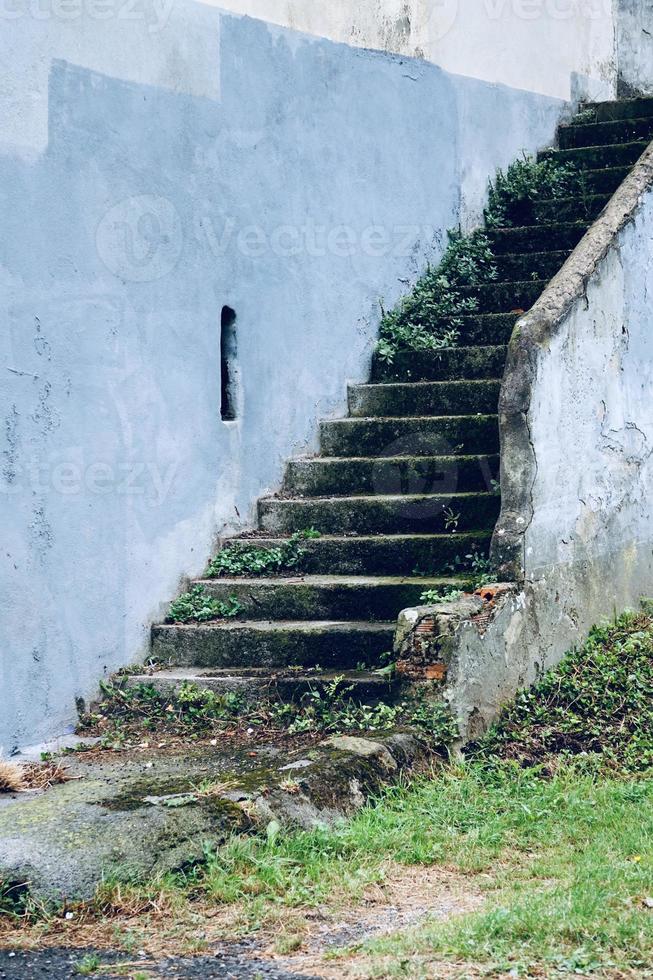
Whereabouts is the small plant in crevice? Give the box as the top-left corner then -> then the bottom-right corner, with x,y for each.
206,529 -> 321,579
168,585 -> 242,624
484,154 -> 585,229
376,229 -> 498,363
420,587 -> 464,605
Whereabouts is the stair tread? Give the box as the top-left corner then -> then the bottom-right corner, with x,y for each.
197,574 -> 465,586
155,620 -> 396,631
130,667 -> 394,681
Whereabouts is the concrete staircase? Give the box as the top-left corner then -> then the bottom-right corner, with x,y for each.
135,97 -> 653,708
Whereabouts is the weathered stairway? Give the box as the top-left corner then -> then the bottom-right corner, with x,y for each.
137,98 -> 653,707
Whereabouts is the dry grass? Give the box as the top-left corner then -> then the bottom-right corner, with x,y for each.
0,759 -> 25,793
22,761 -> 75,791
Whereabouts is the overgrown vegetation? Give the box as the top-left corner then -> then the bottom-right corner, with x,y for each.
205,529 -> 320,578
377,154 -> 585,361
77,674 -> 458,749
377,230 -> 496,363
471,610 -> 653,773
484,154 -> 586,228
168,585 -> 242,624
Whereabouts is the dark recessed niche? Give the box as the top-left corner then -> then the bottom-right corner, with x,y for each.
220,305 -> 238,421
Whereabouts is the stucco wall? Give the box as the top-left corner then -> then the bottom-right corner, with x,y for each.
617,0 -> 653,96
208,0 -> 617,100
0,7 -> 566,750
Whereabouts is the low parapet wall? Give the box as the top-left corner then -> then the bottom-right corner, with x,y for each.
395,142 -> 653,741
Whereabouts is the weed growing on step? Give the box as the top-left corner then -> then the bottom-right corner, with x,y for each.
79,681 -> 248,747
205,529 -> 321,578
471,610 -> 653,773
168,585 -> 242,624
419,586 -> 463,604
484,154 -> 585,228
376,230 -> 497,363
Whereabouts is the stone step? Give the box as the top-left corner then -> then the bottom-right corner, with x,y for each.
487,222 -> 588,255
319,414 -> 499,457
494,250 -> 570,281
282,453 -> 499,497
219,531 -> 492,575
152,620 -> 396,670
371,344 -> 508,382
580,98 -> 653,123
195,574 -> 466,621
559,116 -> 653,149
540,140 -> 648,170
452,313 -> 519,347
533,193 -> 611,224
258,490 -> 500,535
457,280 -> 545,314
348,380 -> 500,418
580,165 -> 632,194
122,667 -> 399,706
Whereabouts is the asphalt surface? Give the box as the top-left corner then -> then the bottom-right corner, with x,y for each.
0,948 -> 321,979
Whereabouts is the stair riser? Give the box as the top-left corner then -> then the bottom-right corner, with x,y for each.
348,381 -> 500,418
541,141 -> 647,169
559,118 -> 653,149
455,314 -> 518,347
196,580 -> 462,621
488,224 -> 587,255
371,346 -> 507,382
283,455 -> 500,497
152,625 -> 395,670
319,416 -> 499,458
582,99 -> 653,123
494,251 -> 569,281
222,533 -> 492,575
123,673 -> 399,705
258,494 -> 500,535
458,281 -> 544,314
581,166 -> 632,194
533,195 -> 610,224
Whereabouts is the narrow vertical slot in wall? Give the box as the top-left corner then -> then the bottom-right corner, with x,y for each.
220,305 -> 238,421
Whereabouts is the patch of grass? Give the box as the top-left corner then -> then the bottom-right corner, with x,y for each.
75,954 -> 101,975
205,529 -> 321,578
472,610 -> 653,773
167,585 -> 242,624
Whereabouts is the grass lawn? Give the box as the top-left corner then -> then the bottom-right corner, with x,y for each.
2,612 -> 653,978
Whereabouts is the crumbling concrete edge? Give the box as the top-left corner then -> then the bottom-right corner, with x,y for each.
492,139 -> 653,578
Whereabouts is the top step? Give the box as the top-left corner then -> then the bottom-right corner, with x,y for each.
581,98 -> 653,123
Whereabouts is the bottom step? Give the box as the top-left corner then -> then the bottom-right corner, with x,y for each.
122,667 -> 397,705
152,620 -> 396,670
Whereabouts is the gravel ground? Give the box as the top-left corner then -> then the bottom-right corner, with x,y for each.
0,948 -> 321,979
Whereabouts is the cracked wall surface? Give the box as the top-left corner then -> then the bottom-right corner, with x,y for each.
617,0 -> 653,96
439,154 -> 653,741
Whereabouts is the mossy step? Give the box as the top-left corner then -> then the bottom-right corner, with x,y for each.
444,313 -> 518,347
533,194 -> 610,223
258,490 -> 500,535
559,116 -> 653,149
494,250 -> 570,281
348,380 -> 500,418
319,414 -> 499,458
152,620 -> 396,670
580,166 -> 632,194
220,531 -> 492,575
282,453 -> 499,497
371,344 -> 508,382
540,140 -> 648,169
457,280 -> 545,314
122,667 -> 399,706
580,97 -> 653,123
488,223 -> 588,255
195,574 -> 467,621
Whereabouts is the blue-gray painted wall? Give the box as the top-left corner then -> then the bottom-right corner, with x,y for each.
0,10 -> 563,750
